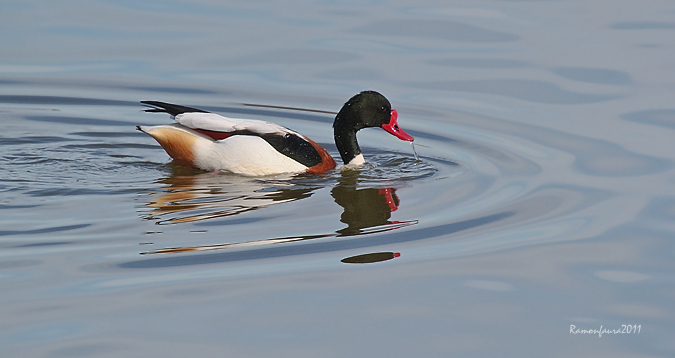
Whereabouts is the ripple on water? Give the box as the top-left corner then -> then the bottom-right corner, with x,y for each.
337,151 -> 441,185
0,94 -> 649,279
123,96 -> 659,271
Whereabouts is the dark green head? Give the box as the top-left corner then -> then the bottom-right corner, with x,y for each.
333,91 -> 414,164
334,91 -> 392,131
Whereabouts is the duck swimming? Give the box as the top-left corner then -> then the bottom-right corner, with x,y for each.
137,90 -> 414,176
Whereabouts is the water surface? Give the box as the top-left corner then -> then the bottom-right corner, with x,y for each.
1,1 -> 674,357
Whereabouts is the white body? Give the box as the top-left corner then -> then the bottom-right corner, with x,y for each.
193,134 -> 308,175
138,121 -> 309,176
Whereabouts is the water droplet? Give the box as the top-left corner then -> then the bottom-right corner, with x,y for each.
411,142 -> 419,162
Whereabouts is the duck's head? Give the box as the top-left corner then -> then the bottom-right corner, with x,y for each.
334,91 -> 414,141
333,91 -> 414,165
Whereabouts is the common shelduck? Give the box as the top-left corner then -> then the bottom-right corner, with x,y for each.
137,91 -> 414,176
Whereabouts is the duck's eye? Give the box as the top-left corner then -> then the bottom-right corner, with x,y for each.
381,106 -> 387,112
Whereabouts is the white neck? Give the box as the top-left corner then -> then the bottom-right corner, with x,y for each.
344,153 -> 365,168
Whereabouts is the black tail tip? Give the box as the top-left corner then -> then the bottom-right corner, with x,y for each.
140,101 -> 162,113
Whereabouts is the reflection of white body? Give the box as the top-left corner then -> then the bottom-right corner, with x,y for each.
144,172 -> 305,224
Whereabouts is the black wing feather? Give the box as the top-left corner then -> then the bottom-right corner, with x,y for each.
141,101 -> 209,116
259,133 -> 322,168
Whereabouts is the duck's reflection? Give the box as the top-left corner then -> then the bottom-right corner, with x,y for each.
331,171 -> 413,236
141,166 -> 417,254
143,166 -> 316,224
341,251 -> 401,264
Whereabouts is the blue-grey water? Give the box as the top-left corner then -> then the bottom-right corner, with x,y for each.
1,1 -> 674,357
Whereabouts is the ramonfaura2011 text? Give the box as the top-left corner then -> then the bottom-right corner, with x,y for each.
570,324 -> 641,337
